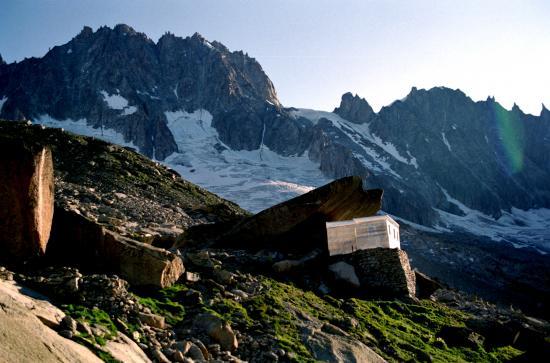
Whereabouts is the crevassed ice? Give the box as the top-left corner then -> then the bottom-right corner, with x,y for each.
164,109 -> 329,212
292,108 -> 410,176
435,186 -> 550,254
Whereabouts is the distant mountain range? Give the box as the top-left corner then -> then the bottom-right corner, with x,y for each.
1,24 -> 549,252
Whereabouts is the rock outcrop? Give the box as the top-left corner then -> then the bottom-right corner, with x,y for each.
0,140 -> 54,261
0,280 -> 102,363
104,333 -> 152,363
219,176 -> 382,252
48,207 -> 184,287
303,326 -> 387,363
333,92 -> 374,124
0,25 -> 281,159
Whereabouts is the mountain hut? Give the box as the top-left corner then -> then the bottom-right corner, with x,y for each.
326,215 -> 400,256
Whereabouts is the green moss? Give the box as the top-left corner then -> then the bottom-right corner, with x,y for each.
489,346 -> 524,361
134,284 -> 187,325
63,305 -> 122,361
210,298 -> 253,327
240,277 -> 523,363
244,279 -> 315,362
64,305 -> 117,337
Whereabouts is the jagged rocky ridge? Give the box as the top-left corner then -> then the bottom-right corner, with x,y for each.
1,25 -> 550,247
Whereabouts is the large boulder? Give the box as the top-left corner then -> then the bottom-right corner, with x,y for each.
302,326 -> 386,363
0,140 -> 54,261
0,280 -> 102,362
219,176 -> 382,252
414,269 -> 443,299
48,207 -> 184,287
194,313 -> 238,351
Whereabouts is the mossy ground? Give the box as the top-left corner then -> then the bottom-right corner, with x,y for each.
64,304 -> 118,344
136,284 -> 187,325
63,305 -> 120,362
133,275 -> 523,362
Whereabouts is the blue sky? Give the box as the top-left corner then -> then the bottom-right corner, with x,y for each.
1,0 -> 549,114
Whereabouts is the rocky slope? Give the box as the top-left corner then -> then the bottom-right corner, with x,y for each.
2,243 -> 547,362
1,120 -> 549,362
0,120 -> 246,245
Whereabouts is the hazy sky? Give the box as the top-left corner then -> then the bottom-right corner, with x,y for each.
1,0 -> 549,115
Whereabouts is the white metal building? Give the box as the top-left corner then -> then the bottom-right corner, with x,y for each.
326,215 -> 400,256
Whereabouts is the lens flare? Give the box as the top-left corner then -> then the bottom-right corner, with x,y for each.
491,103 -> 524,174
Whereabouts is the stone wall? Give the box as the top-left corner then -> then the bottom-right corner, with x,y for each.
336,248 -> 416,299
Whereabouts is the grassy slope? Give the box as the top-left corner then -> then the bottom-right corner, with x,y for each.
133,276 -> 522,362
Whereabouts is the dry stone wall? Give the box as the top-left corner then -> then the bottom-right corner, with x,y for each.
336,248 -> 416,298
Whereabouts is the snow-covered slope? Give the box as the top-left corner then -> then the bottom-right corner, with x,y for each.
163,109 -> 329,212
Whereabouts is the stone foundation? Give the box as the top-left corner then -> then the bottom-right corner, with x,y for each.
336,248 -> 416,298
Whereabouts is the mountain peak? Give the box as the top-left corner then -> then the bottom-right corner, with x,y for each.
113,23 -> 137,35
191,32 -> 206,41
75,25 -> 93,39
333,92 -> 374,124
541,103 -> 549,117
511,102 -> 524,114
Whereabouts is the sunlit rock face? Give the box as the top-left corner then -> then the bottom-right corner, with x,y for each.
0,141 -> 54,260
